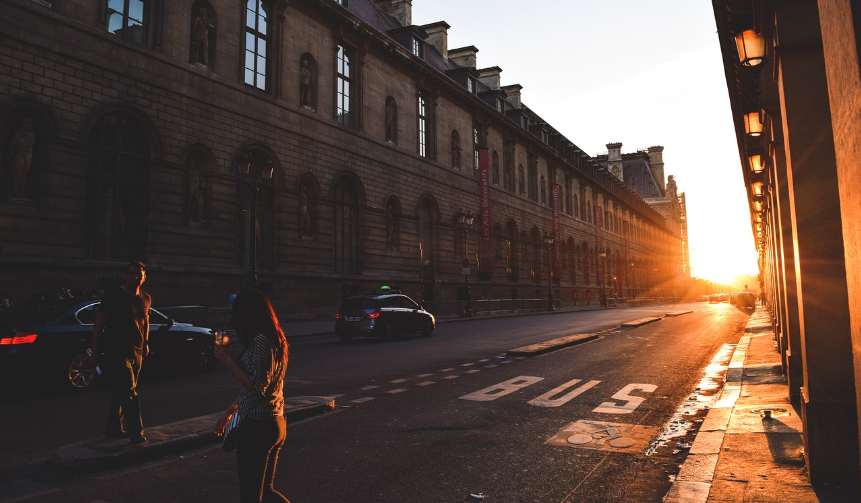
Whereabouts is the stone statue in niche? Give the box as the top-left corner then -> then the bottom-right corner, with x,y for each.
385,202 -> 395,249
186,161 -> 206,222
452,134 -> 460,169
385,99 -> 395,142
191,8 -> 215,66
299,59 -> 312,108
298,185 -> 312,236
10,118 -> 35,200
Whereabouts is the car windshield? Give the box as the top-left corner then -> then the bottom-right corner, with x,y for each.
341,298 -> 378,310
0,299 -> 84,324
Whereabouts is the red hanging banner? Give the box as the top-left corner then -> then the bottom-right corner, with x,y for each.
551,184 -> 561,281
478,148 -> 493,274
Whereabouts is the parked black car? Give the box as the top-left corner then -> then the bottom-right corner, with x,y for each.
0,299 -> 217,389
335,290 -> 435,342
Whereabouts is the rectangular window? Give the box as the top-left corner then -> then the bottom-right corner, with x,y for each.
418,93 -> 427,157
412,38 -> 423,58
106,0 -> 148,45
244,1 -> 268,90
467,77 -> 475,94
473,127 -> 480,175
337,45 -> 353,126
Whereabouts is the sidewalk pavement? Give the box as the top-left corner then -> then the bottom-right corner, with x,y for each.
663,309 -> 826,502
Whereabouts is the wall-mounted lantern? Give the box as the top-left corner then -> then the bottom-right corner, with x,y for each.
735,29 -> 767,67
748,154 -> 764,174
752,181 -> 764,196
744,110 -> 764,137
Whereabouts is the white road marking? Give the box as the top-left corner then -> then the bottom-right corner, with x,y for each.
528,379 -> 602,408
441,368 -> 455,372
387,389 -> 408,394
593,383 -> 658,414
478,359 -> 489,362
484,364 -> 498,368
417,381 -> 435,386
465,370 -> 480,374
390,379 -> 407,383
459,376 -> 544,402
442,375 -> 460,380
500,360 -> 513,364
359,386 -> 378,391
328,394 -> 345,398
351,397 -> 376,403
415,373 -> 433,378
460,363 -> 475,367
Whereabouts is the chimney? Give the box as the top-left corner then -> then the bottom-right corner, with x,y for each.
606,142 -> 623,181
373,0 -> 412,26
449,46 -> 478,68
422,22 -> 450,59
477,66 -> 502,90
648,146 -> 665,192
501,84 -> 522,108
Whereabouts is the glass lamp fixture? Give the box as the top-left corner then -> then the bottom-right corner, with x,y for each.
753,200 -> 763,213
744,111 -> 764,137
749,154 -> 764,174
752,181 -> 764,196
735,29 -> 767,67
543,233 -> 554,247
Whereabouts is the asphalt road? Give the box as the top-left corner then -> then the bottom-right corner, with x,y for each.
0,302 -> 750,502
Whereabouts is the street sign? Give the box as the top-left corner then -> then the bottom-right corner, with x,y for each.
461,258 -> 471,268
462,268 -> 470,276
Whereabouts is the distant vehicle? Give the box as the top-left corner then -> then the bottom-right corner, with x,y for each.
700,295 -> 709,302
719,293 -> 730,302
0,299 -> 217,389
708,294 -> 721,304
335,288 -> 435,342
729,293 -> 740,305
736,292 -> 756,310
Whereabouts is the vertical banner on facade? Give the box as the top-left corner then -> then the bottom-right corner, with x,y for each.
478,148 -> 493,274
551,184 -> 561,281
594,205 -> 603,279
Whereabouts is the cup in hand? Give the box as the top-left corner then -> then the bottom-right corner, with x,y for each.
214,331 -> 230,346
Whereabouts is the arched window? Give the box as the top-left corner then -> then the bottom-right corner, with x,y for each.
334,177 -> 360,273
237,150 -> 275,270
85,112 -> 151,260
540,175 -> 547,204
451,130 -> 460,170
573,194 -> 579,219
491,151 -> 500,185
582,241 -> 591,284
518,165 -> 525,195
530,228 -> 542,283
418,199 -> 435,280
505,220 -> 518,282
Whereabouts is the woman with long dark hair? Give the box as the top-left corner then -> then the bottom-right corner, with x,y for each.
214,288 -> 290,503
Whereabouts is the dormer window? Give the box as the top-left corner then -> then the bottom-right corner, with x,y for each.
333,0 -> 347,5
496,99 -> 502,113
467,77 -> 475,94
412,37 -> 423,58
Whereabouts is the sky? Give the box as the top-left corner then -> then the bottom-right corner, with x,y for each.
412,0 -> 759,285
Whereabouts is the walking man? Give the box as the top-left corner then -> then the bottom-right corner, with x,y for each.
90,262 -> 151,445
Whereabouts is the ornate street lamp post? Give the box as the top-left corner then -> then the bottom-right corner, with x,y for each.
599,250 -> 607,307
238,151 -> 274,287
458,209 -> 474,317
543,233 -> 555,311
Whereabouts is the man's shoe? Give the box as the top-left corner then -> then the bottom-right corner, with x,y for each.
128,435 -> 147,445
104,429 -> 128,438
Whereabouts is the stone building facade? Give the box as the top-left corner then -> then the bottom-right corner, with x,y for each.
0,0 -> 685,314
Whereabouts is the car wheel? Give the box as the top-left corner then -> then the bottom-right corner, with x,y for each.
338,333 -> 354,343
420,320 -> 434,337
381,324 -> 395,341
68,354 -> 97,389
196,340 -> 217,371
